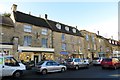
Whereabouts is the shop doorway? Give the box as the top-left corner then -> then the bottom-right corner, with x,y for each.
34,55 -> 39,65
92,53 -> 94,60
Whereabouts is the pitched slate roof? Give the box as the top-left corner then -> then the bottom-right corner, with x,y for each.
0,16 -> 14,27
47,19 -> 82,36
13,11 -> 51,29
13,11 -> 82,36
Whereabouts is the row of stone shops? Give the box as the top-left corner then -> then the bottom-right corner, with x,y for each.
18,46 -> 54,64
0,44 -> 54,64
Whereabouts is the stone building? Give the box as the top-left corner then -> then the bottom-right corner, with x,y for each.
9,4 -> 85,63
1,4 -> 120,63
0,16 -> 15,56
10,4 -> 54,64
80,30 -> 97,59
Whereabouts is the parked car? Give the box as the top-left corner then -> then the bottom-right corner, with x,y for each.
35,60 -> 67,74
101,58 -> 120,69
0,54 -> 26,78
92,57 -> 105,65
65,58 -> 89,70
23,61 -> 35,70
83,58 -> 92,65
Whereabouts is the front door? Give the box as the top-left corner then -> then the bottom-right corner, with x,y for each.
34,55 -> 39,65
92,53 -> 94,60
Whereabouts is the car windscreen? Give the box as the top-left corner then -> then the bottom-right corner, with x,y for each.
93,58 -> 99,60
66,59 -> 73,62
37,61 -> 44,65
103,58 -> 112,62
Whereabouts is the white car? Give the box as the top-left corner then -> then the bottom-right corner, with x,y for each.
0,54 -> 26,78
35,60 -> 67,74
92,57 -> 105,65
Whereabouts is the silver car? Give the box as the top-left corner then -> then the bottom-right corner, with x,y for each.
35,60 -> 67,74
65,58 -> 89,70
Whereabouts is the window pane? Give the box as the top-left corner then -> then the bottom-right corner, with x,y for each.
62,34 -> 65,41
24,25 -> 32,32
24,36 -> 32,46
62,43 -> 66,50
41,29 -> 48,35
41,38 -> 48,48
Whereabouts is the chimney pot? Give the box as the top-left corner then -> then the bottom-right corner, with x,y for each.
29,12 -> 31,15
76,26 -> 77,29
45,14 -> 47,19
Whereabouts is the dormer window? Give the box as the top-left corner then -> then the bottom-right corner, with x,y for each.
56,23 -> 61,29
115,42 -> 117,45
109,40 -> 111,43
72,28 -> 76,33
65,26 -> 69,31
112,41 -> 114,44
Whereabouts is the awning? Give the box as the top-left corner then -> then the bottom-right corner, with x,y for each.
18,46 -> 54,53
0,44 -> 13,49
60,51 -> 69,55
72,52 -> 83,54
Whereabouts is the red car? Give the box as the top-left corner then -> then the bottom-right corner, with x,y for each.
101,58 -> 120,69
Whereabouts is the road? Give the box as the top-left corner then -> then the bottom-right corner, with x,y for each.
2,65 -> 120,80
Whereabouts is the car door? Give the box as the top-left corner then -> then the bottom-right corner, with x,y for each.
80,59 -> 86,67
52,61 -> 61,71
46,61 -> 54,72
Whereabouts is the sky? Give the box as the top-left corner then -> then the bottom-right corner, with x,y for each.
0,0 -> 119,40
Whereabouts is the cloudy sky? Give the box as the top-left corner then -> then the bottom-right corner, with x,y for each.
0,0 -> 119,40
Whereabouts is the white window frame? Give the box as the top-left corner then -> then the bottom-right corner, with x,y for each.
65,26 -> 69,31
24,36 -> 32,46
72,28 -> 76,33
62,43 -> 66,51
56,23 -> 61,29
24,25 -> 32,32
41,28 -> 48,35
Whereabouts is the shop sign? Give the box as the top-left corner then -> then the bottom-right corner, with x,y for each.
0,58 -> 3,64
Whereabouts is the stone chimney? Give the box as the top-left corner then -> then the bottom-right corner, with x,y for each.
76,26 -> 77,29
45,14 -> 48,19
11,4 -> 17,12
29,12 -> 31,15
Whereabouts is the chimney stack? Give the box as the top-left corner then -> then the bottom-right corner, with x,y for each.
29,12 -> 31,15
97,31 -> 99,35
45,14 -> 48,19
11,4 -> 17,12
76,26 -> 77,29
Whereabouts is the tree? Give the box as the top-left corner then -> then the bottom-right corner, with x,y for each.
2,13 -> 11,17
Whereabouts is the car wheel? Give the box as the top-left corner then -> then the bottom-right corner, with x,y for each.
86,64 -> 89,69
102,67 -> 105,69
61,67 -> 65,72
13,71 -> 22,78
75,66 -> 79,70
41,69 -> 47,75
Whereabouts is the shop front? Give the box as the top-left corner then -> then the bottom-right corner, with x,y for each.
18,46 -> 54,64
0,44 -> 13,55
71,52 -> 84,58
